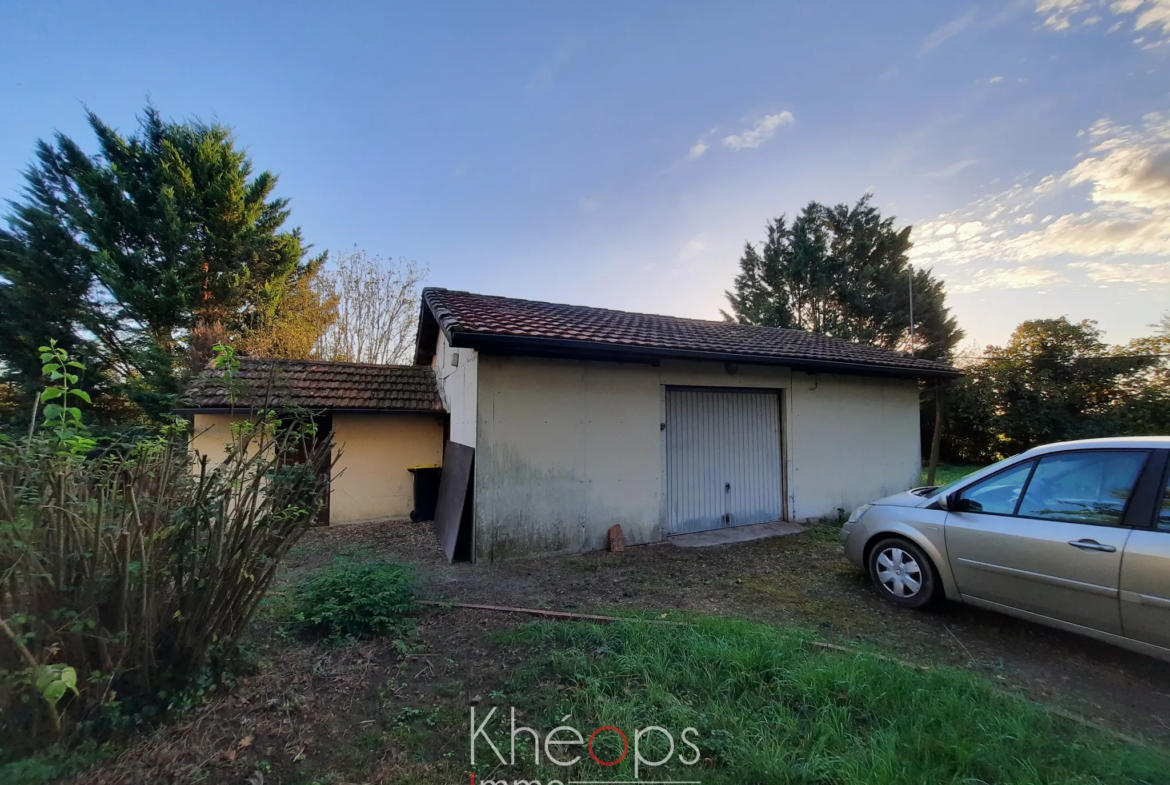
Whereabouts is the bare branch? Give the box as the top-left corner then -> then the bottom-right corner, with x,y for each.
312,250 -> 426,365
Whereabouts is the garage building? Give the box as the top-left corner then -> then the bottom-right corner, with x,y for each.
417,288 -> 960,563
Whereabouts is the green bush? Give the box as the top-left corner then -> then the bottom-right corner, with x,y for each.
293,560 -> 418,638
1,344 -> 333,753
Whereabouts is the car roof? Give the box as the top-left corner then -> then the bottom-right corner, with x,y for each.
1022,436 -> 1170,455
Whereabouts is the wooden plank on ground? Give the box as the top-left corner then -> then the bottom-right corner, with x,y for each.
418,600 -> 685,625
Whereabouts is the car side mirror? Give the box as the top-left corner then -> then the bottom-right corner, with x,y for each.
938,493 -> 972,512
947,494 -> 980,513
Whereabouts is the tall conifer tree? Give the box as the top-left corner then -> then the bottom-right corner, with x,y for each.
725,195 -> 963,361
0,105 -> 331,416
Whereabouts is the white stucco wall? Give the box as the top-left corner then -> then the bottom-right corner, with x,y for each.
470,355 -> 922,562
474,357 -> 665,561
785,371 -> 922,519
434,331 -> 478,447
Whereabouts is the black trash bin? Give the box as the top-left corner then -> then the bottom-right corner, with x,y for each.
408,464 -> 442,522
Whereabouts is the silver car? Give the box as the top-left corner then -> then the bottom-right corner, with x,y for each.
842,437 -> 1170,661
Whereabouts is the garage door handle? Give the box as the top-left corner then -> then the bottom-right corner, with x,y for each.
1068,539 -> 1117,553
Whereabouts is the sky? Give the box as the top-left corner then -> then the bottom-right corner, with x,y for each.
2,0 -> 1169,350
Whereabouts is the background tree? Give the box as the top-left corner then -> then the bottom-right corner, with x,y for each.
724,195 -> 963,360
311,250 -> 425,365
235,268 -> 339,361
0,105 -> 329,418
940,317 -> 1165,463
1111,311 -> 1170,437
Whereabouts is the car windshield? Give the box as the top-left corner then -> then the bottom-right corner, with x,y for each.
924,456 -> 1018,499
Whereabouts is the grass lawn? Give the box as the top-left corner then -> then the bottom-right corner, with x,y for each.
470,618 -> 1167,785
922,463 -> 985,487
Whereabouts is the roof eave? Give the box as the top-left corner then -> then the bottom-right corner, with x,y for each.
414,294 -> 441,365
448,331 -> 962,380
174,406 -> 446,415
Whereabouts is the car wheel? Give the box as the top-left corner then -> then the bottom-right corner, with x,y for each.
867,537 -> 940,610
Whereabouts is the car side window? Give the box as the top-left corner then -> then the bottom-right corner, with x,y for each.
1017,451 -> 1148,526
958,460 -> 1035,515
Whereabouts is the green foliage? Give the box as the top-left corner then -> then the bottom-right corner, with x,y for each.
36,340 -> 95,457
920,463 -> 983,487
0,347 -> 334,753
33,665 -> 79,708
497,618 -> 1165,784
0,104 -> 332,418
941,316 -> 1169,463
0,742 -> 108,785
211,342 -> 245,405
724,195 -> 963,360
293,560 -> 418,639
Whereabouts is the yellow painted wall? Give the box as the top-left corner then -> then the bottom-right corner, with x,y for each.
190,411 -> 445,525
190,413 -> 236,467
330,413 -> 444,524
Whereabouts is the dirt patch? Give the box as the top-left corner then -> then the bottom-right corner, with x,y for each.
68,607 -> 524,785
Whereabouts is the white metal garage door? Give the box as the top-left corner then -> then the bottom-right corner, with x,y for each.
665,388 -> 783,535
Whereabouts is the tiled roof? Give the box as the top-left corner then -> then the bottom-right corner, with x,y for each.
421,288 -> 958,377
182,358 -> 444,412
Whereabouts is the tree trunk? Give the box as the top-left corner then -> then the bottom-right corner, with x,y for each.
927,382 -> 944,485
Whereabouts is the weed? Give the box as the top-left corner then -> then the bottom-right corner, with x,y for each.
294,560 -> 419,639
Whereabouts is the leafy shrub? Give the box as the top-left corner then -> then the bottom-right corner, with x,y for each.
293,560 -> 418,638
0,344 -> 334,752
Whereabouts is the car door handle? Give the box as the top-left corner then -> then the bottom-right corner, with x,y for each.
1068,539 -> 1117,553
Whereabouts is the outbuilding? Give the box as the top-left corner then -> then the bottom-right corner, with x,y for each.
181,359 -> 445,525
416,288 -> 959,562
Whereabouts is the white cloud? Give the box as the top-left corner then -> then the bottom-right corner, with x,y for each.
721,112 -> 795,151
688,140 -> 709,160
947,266 -> 1065,294
911,112 -> 1170,292
680,237 -> 708,258
1071,260 -> 1170,282
923,159 -> 978,178
1035,0 -> 1170,44
989,75 -> 1005,83
957,221 -> 986,240
1036,0 -> 1093,31
919,11 -> 977,55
